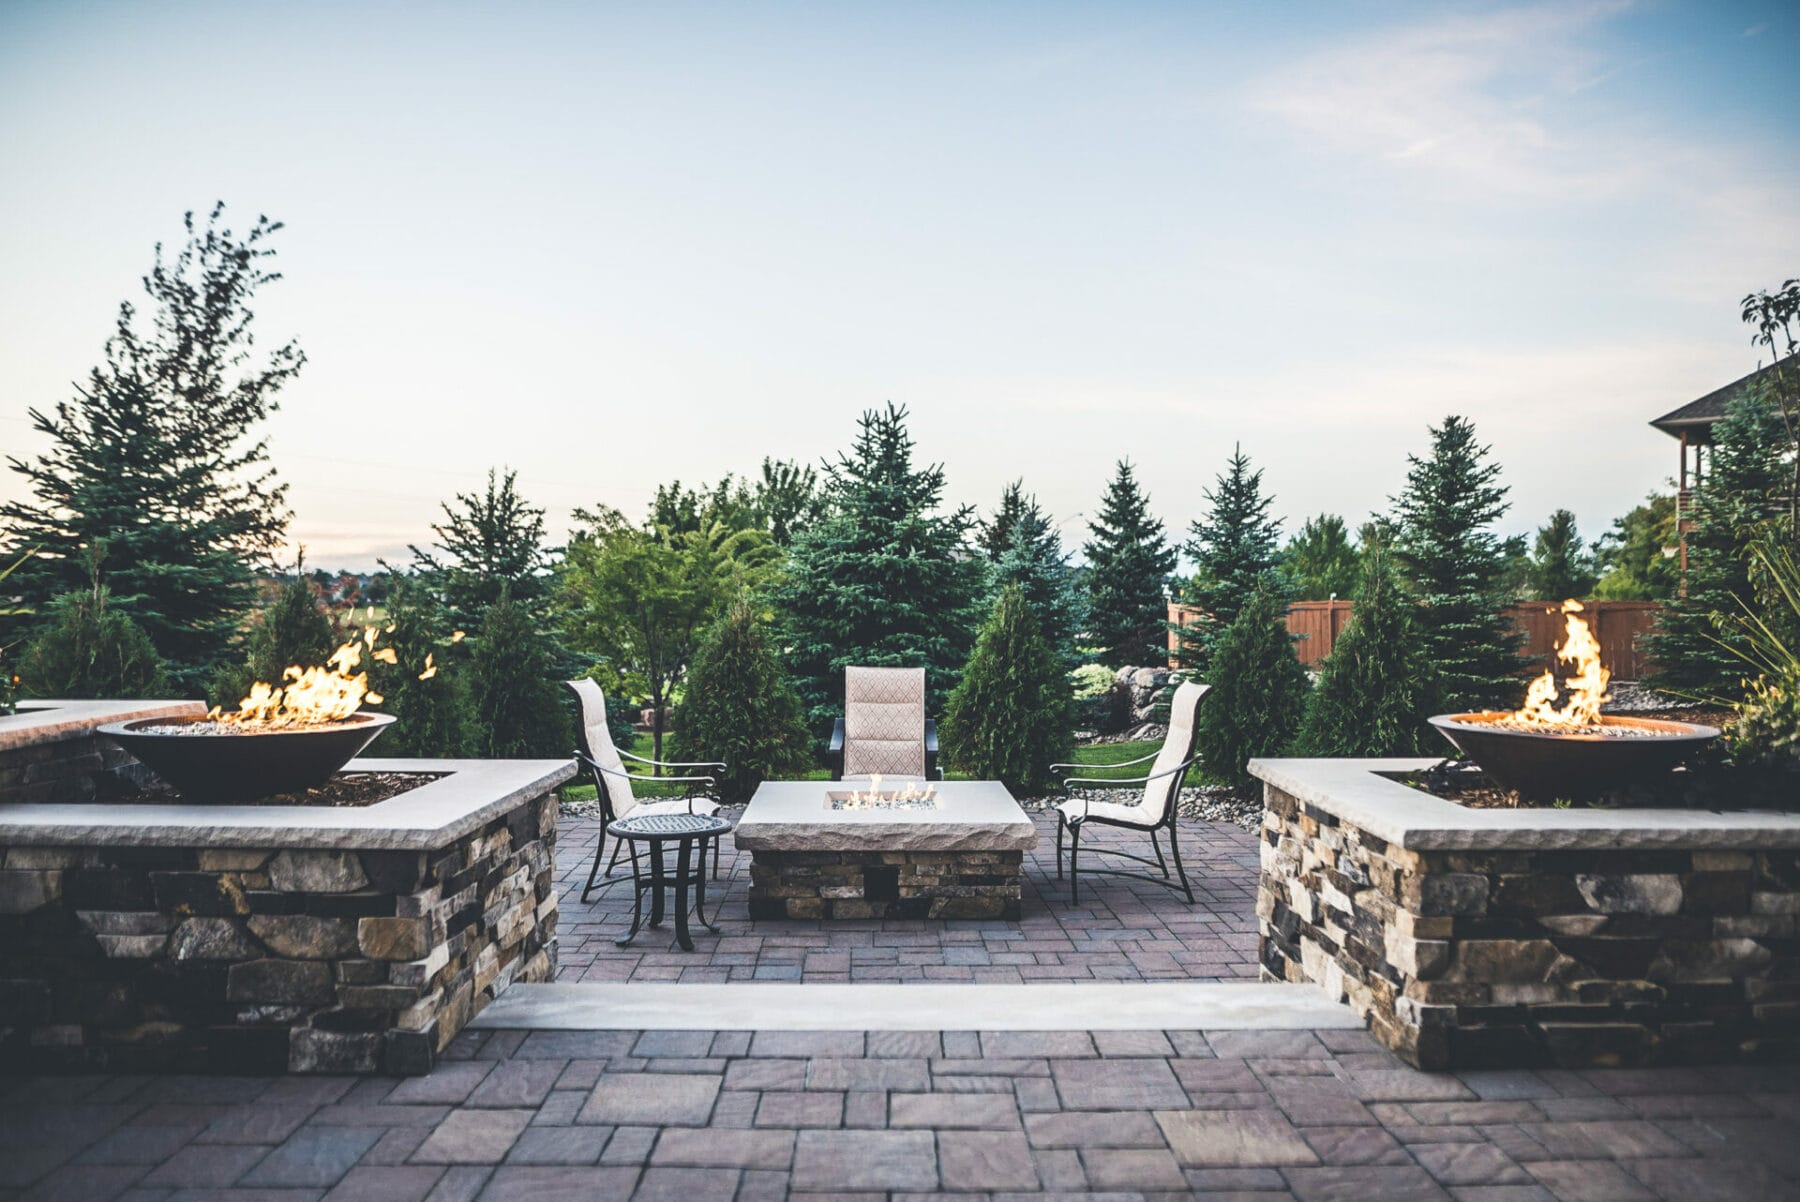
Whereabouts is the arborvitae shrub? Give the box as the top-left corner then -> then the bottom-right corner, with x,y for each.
367,575 -> 469,758
940,585 -> 1074,795
1297,549 -> 1441,757
211,571 -> 337,707
19,585 -> 169,699
1196,588 -> 1309,791
673,594 -> 813,803
466,587 -> 571,758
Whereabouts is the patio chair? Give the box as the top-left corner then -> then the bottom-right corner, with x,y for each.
566,679 -> 726,902
1053,680 -> 1210,906
828,665 -> 941,781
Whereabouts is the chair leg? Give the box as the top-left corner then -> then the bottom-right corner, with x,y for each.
581,826 -> 608,903
1055,813 -> 1065,880
1168,820 -> 1195,904
1069,821 -> 1082,906
711,834 -> 721,881
1150,827 -> 1168,878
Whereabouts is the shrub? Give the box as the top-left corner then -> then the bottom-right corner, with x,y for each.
1069,663 -> 1115,699
1196,587 -> 1309,791
211,569 -> 336,708
1723,541 -> 1800,769
940,584 -> 1074,795
367,574 -> 469,758
18,584 -> 168,700
674,594 -> 813,803
466,587 -> 571,758
1296,547 -> 1441,757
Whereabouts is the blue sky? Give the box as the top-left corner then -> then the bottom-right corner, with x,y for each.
2,1 -> 1797,569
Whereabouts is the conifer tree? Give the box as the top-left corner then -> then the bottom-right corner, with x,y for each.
940,585 -> 1074,795
367,572 -> 469,757
465,586 -> 572,758
18,579 -> 169,700
211,557 -> 337,708
979,481 -> 1032,562
992,491 -> 1085,671
1180,446 -> 1284,669
1083,460 -> 1177,668
772,404 -> 989,734
1646,388 -> 1793,697
1296,547 -> 1440,757
1,205 -> 302,690
1524,509 -> 1597,600
1390,416 -> 1524,710
410,468 -> 551,628
1281,514 -> 1361,601
1195,587 -> 1309,791
674,594 -> 813,803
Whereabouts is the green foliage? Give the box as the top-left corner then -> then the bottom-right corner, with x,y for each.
1718,541 -> 1800,767
979,480 -> 1032,562
1297,547 -> 1441,757
1281,514 -> 1360,601
1083,460 -> 1177,668
465,587 -> 572,759
1069,662 -> 1115,699
1,204 -> 302,692
211,563 -> 337,708
367,573 -> 469,757
1196,587 -> 1309,791
993,489 -> 1085,671
1390,415 -> 1524,710
0,547 -> 35,714
18,581 -> 169,700
651,458 -> 826,546
1646,388 -> 1794,697
940,585 -> 1074,795
1740,279 -> 1800,541
410,468 -> 551,627
674,594 -> 813,803
1181,446 -> 1284,672
1523,509 -> 1598,600
1593,493 -> 1680,600
772,403 -> 990,735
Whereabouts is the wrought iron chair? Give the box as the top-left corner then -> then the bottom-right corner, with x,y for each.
1053,680 -> 1210,905
566,679 -> 726,902
827,665 -> 942,782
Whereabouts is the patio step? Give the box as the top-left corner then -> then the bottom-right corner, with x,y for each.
471,981 -> 1359,1031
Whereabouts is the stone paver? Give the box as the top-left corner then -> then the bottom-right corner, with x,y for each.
2,1023 -> 1797,1202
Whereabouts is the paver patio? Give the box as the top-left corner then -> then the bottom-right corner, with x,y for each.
555,811 -> 1261,984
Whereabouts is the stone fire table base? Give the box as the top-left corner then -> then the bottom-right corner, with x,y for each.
735,780 -> 1038,921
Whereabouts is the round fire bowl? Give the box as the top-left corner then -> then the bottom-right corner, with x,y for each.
1428,713 -> 1722,802
98,713 -> 396,803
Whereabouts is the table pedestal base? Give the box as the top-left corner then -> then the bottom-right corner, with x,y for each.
747,849 -> 1023,920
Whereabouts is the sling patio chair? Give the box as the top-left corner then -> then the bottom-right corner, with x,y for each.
566,678 -> 726,903
1053,680 -> 1211,906
828,665 -> 941,782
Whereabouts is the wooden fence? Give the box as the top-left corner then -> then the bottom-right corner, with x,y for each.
1168,599 -> 1663,680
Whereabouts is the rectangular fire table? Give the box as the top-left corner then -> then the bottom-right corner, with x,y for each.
734,780 -> 1038,919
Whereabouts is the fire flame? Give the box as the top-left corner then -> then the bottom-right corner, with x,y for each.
207,620 -> 450,729
837,773 -> 939,809
1490,599 -> 1610,731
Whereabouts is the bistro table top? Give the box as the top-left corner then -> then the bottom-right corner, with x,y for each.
609,812 -> 733,839
733,779 -> 1038,853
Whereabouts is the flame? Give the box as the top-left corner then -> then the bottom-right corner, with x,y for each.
837,773 -> 939,809
1490,599 -> 1610,731
206,621 -> 453,729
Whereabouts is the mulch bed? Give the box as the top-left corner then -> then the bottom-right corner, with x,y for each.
102,771 -> 446,808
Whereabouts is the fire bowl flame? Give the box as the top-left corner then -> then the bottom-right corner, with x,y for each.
1428,713 -> 1722,802
98,713 -> 396,803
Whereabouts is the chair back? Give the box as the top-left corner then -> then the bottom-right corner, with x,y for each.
1142,681 -> 1210,822
843,666 -> 927,778
566,679 -> 640,821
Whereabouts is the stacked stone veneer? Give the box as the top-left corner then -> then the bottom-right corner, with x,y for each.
748,849 -> 1024,920
0,792 -> 558,1076
1258,783 -> 1800,1071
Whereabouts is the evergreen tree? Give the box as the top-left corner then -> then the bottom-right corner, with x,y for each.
992,491 -> 1085,671
979,480 -> 1032,562
771,403 -> 989,735
1195,587 -> 1309,792
1,205 -> 302,691
410,468 -> 551,627
465,586 -> 572,759
1180,446 -> 1284,670
1524,509 -> 1597,600
1281,514 -> 1361,600
1647,388 -> 1793,697
1083,460 -> 1177,668
1296,546 -> 1440,757
1593,493 -> 1680,601
18,580 -> 169,701
940,584 -> 1074,795
674,594 -> 813,803
211,558 -> 337,708
367,572 -> 469,757
1390,416 -> 1524,710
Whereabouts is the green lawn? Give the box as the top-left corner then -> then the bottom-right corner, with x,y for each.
558,735 -> 1196,802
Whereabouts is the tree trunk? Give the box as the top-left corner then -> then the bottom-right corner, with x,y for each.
651,701 -> 665,775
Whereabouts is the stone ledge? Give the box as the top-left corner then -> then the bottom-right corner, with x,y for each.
0,699 -> 205,752
1248,757 -> 1800,851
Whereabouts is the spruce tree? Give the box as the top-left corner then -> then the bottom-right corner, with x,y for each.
1524,509 -> 1598,600
1390,416 -> 1525,710
940,584 -> 1074,795
674,594 -> 813,803
1,205 -> 302,690
465,586 -> 572,758
771,403 -> 989,734
979,480 -> 1032,562
1281,514 -> 1361,600
1646,388 -> 1792,697
18,581 -> 169,700
1083,460 -> 1177,668
410,468 -> 551,628
1195,587 -> 1309,792
1296,546 -> 1440,757
1180,446 -> 1284,670
992,491 -> 1085,671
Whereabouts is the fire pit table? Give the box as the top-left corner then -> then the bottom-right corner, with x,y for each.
735,779 -> 1038,919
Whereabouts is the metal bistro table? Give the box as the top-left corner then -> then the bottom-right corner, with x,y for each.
607,811 -> 733,951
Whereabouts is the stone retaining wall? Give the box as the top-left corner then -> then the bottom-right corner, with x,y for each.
1258,783 -> 1800,1070
0,791 -> 558,1075
748,849 -> 1023,920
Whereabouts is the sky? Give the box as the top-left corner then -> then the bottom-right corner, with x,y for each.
2,1 -> 1798,571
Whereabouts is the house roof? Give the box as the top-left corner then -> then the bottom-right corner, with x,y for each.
1650,360 -> 1785,443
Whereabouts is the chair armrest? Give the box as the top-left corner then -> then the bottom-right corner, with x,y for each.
828,718 -> 845,781
620,747 -> 726,771
924,719 -> 941,781
1050,748 -> 1160,772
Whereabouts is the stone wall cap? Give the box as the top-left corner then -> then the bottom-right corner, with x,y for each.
1248,757 -> 1800,850
0,699 -> 207,752
0,757 -> 576,850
